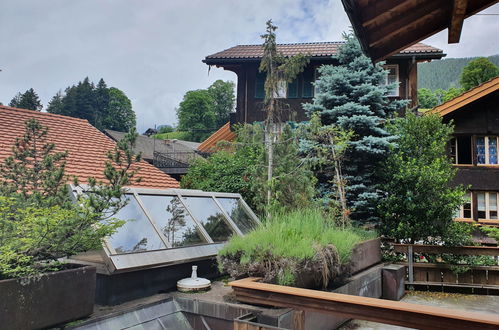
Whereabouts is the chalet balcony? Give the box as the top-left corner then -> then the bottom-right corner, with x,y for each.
153,151 -> 200,175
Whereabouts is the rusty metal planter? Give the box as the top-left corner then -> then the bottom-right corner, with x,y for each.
0,265 -> 96,330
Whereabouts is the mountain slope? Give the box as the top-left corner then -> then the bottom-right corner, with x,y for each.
418,54 -> 499,90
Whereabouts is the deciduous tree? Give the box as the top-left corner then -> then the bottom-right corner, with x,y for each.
460,57 -> 499,91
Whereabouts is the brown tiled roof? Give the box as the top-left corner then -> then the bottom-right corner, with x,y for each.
0,106 -> 179,189
205,42 -> 443,61
197,122 -> 236,153
429,76 -> 499,117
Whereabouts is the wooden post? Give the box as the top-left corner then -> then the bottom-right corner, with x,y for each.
407,245 -> 414,289
293,310 -> 305,330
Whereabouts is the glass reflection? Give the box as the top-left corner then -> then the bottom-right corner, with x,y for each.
108,195 -> 166,254
139,195 -> 205,247
217,198 -> 257,234
181,197 -> 233,242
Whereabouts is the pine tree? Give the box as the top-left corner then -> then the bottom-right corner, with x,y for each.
259,20 -> 309,213
0,119 -> 68,206
46,91 -> 65,114
304,33 -> 408,223
94,78 -> 110,130
9,88 -> 42,111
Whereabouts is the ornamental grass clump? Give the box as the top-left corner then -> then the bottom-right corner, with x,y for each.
218,209 -> 372,288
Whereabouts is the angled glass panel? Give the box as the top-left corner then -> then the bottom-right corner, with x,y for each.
216,197 -> 258,234
181,196 -> 234,242
139,194 -> 206,247
108,194 -> 166,254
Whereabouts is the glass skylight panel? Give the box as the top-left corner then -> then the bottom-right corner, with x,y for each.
107,194 -> 166,254
139,194 -> 206,247
217,197 -> 257,234
181,196 -> 234,242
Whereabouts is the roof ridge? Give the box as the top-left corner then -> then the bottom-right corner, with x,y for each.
235,41 -> 345,47
0,105 -> 90,123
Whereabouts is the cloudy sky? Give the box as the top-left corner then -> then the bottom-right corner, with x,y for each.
1,1 -> 498,133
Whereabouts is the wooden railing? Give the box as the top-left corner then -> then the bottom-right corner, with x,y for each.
230,277 -> 499,330
393,244 -> 499,288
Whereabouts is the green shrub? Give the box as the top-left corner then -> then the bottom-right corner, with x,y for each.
218,209 -> 376,286
153,131 -> 192,141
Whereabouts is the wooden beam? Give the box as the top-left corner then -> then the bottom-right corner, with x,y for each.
393,244 -> 499,256
361,0 -> 425,28
449,0 -> 468,43
230,278 -> 499,329
368,0 -> 447,47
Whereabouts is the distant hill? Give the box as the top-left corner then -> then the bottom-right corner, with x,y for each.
418,54 -> 499,90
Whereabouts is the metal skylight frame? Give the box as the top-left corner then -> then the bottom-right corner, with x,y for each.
70,185 -> 260,273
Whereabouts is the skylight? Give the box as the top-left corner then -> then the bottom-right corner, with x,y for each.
71,187 -> 260,272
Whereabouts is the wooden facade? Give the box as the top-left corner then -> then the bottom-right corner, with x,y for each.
431,77 -> 499,225
204,43 -> 441,126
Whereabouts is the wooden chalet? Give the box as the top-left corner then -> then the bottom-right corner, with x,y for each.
203,41 -> 444,130
341,0 -> 498,62
430,77 -> 499,225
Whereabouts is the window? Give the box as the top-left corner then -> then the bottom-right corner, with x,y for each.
382,65 -> 399,97
477,136 -> 498,165
477,192 -> 499,220
287,78 -> 299,98
455,192 -> 472,219
107,195 -> 167,253
216,197 -> 257,234
450,136 -> 472,164
302,68 -> 315,98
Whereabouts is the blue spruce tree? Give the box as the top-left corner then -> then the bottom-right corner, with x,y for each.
304,33 -> 408,223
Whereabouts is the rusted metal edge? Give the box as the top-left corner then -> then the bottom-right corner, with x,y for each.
229,277 -> 499,329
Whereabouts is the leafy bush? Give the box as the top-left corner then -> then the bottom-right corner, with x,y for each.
0,119 -> 141,279
379,113 -> 465,243
218,209 -> 375,287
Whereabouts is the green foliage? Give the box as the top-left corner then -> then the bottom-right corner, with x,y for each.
182,123 -> 316,216
304,32 -> 408,223
46,77 -> 136,131
460,57 -> 499,91
481,225 -> 499,242
153,131 -> 192,141
418,54 -> 499,90
0,118 -> 69,207
176,90 -> 216,142
175,80 -> 235,142
208,80 -> 235,127
9,88 -> 43,111
418,88 -> 439,109
157,125 -> 174,134
0,119 -> 141,279
218,208 -> 374,286
379,113 -> 465,243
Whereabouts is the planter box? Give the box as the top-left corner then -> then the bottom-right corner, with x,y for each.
348,238 -> 382,274
0,265 -> 96,330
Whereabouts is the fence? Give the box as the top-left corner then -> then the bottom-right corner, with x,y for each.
393,244 -> 499,292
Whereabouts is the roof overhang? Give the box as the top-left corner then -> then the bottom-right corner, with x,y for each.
341,0 -> 498,62
429,77 -> 499,117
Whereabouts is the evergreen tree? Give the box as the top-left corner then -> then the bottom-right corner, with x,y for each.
46,78 -> 136,131
460,57 -> 499,91
8,88 -> 42,111
46,91 -> 65,114
0,119 -> 68,206
207,80 -> 235,127
304,32 -> 408,223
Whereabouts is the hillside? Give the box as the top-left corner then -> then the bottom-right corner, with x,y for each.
418,54 -> 499,90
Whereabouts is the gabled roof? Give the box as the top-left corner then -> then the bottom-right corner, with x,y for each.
197,122 -> 236,153
341,0 -> 496,62
204,41 -> 443,64
0,106 -> 179,189
105,129 -> 201,161
429,76 -> 499,116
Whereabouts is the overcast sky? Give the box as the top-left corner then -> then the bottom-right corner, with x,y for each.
1,1 -> 498,133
